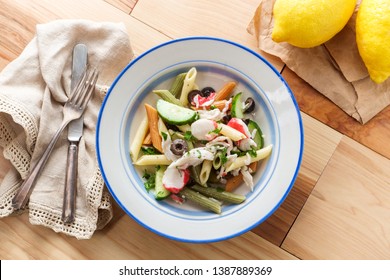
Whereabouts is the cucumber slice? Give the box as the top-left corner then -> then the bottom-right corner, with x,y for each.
231,92 -> 244,118
154,166 -> 170,200
156,99 -> 197,125
247,120 -> 264,149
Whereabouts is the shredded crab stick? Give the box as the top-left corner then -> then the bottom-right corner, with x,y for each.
227,118 -> 257,151
168,147 -> 215,169
162,167 -> 190,193
227,118 -> 251,137
162,147 -> 214,193
192,91 -> 216,108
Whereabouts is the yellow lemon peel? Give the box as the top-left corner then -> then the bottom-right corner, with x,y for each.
356,0 -> 390,84
272,0 -> 357,48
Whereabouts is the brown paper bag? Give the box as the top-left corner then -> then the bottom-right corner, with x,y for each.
248,0 -> 390,124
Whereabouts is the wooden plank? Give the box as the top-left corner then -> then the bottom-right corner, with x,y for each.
0,211 -> 297,259
131,0 -> 284,72
251,112 -> 343,245
0,0 -> 170,71
104,0 -> 138,14
283,66 -> 390,160
282,136 -> 390,259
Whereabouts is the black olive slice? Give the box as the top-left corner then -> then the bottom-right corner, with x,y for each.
243,97 -> 255,113
170,139 -> 188,156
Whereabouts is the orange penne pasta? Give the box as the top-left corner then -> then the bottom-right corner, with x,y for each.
225,161 -> 257,192
142,132 -> 152,145
214,81 -> 237,101
144,104 -> 163,153
191,100 -> 232,111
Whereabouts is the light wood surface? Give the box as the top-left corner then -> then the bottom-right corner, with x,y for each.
283,137 -> 390,259
1,0 -> 390,260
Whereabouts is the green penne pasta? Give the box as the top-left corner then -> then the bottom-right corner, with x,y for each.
170,72 -> 187,97
180,188 -> 221,214
153,89 -> 183,106
190,184 -> 246,204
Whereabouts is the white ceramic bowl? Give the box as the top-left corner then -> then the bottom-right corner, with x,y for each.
96,37 -> 303,243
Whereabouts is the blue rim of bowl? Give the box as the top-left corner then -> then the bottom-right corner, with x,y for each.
96,36 -> 304,243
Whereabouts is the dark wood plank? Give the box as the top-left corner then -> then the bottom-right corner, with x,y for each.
283,66 -> 390,160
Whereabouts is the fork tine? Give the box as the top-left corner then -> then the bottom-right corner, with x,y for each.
68,67 -> 88,103
77,68 -> 98,109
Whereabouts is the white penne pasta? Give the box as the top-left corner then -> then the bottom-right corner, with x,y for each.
158,117 -> 170,139
218,123 -> 247,141
134,154 -> 172,166
130,118 -> 149,161
180,67 -> 197,106
225,144 -> 273,172
199,160 -> 213,186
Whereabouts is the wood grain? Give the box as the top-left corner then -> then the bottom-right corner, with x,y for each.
131,0 -> 284,72
282,136 -> 390,259
0,0 -> 169,66
283,66 -> 390,160
252,113 -> 343,245
0,210 -> 297,259
104,0 -> 138,14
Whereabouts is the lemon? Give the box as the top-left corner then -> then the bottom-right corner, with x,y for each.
272,0 -> 357,48
356,0 -> 390,84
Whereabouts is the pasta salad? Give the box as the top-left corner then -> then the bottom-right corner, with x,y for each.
130,67 -> 272,214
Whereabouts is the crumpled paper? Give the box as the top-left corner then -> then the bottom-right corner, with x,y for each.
0,19 -> 133,239
248,0 -> 390,124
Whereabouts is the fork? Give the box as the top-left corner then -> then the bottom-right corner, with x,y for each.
12,67 -> 99,210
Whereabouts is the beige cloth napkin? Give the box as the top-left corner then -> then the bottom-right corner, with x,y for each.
0,19 -> 133,239
248,0 -> 390,124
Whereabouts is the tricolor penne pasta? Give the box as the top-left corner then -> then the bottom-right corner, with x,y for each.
130,66 -> 272,214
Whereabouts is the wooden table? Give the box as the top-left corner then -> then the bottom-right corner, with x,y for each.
1,0 -> 390,260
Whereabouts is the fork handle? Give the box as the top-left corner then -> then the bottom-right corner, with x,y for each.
12,121 -> 69,210
62,141 -> 78,223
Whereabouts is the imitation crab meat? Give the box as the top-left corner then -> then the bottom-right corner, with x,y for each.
191,119 -> 219,141
226,118 -> 257,151
162,146 -> 214,193
227,118 -> 251,137
193,92 -> 216,108
237,138 -> 257,151
162,167 -> 190,194
168,147 -> 215,169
